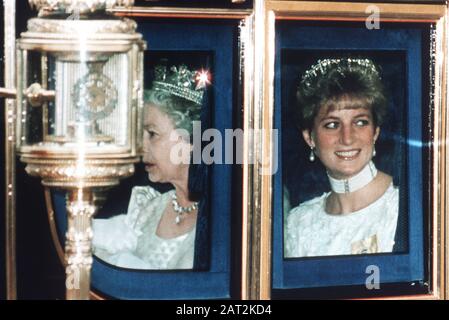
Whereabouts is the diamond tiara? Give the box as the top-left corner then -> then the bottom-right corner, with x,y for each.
300,58 -> 380,88
152,64 -> 209,106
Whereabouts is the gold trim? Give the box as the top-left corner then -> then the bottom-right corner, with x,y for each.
4,0 -> 17,301
0,88 -> 16,98
434,9 -> 448,300
256,1 -> 448,300
258,9 -> 275,301
429,24 -> 440,300
64,189 -> 97,300
359,294 -> 439,301
41,55 -> 49,141
17,149 -> 139,159
128,49 -> 135,156
16,49 -> 26,149
240,16 -> 251,300
44,188 -> 66,266
243,0 -> 275,300
89,290 -> 106,300
111,6 -> 252,19
266,1 -> 445,22
21,157 -> 137,189
426,9 -> 448,301
445,11 -> 449,299
247,0 -> 264,300
44,187 -> 109,300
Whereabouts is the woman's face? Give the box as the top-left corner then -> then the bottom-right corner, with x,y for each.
303,105 -> 380,180
142,106 -> 191,184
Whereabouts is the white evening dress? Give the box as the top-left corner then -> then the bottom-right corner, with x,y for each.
92,186 -> 196,270
284,183 -> 399,258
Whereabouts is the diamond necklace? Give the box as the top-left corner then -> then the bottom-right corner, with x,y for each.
171,193 -> 199,224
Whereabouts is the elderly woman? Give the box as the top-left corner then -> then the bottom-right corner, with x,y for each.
284,58 -> 399,258
92,64 -> 206,270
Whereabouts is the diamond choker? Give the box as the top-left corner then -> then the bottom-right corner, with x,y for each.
327,161 -> 377,194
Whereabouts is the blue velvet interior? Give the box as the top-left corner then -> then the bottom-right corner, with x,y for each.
52,20 -> 236,299
273,23 -> 425,289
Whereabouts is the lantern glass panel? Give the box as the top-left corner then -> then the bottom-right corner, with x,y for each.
17,49 -> 137,156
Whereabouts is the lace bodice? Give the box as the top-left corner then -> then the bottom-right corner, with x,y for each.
285,184 -> 399,258
92,186 -> 196,270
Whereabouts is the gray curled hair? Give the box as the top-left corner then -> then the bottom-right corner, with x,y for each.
144,89 -> 202,141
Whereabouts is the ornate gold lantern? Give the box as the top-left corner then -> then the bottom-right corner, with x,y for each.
15,0 -> 145,299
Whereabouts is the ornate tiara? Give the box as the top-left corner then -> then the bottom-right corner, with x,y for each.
152,64 -> 210,105
300,58 -> 380,88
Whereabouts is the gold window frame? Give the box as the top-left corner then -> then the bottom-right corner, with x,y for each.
246,0 -> 448,300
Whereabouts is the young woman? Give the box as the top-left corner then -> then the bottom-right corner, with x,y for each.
285,58 -> 399,258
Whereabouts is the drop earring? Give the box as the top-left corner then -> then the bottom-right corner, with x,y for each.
309,147 -> 315,162
372,145 -> 376,157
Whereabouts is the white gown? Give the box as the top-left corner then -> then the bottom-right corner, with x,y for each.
92,186 -> 196,270
284,183 -> 399,258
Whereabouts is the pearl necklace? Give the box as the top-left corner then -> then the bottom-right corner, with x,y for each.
171,193 -> 198,224
327,161 -> 377,194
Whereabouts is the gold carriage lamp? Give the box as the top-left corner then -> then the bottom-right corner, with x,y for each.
15,0 -> 145,299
